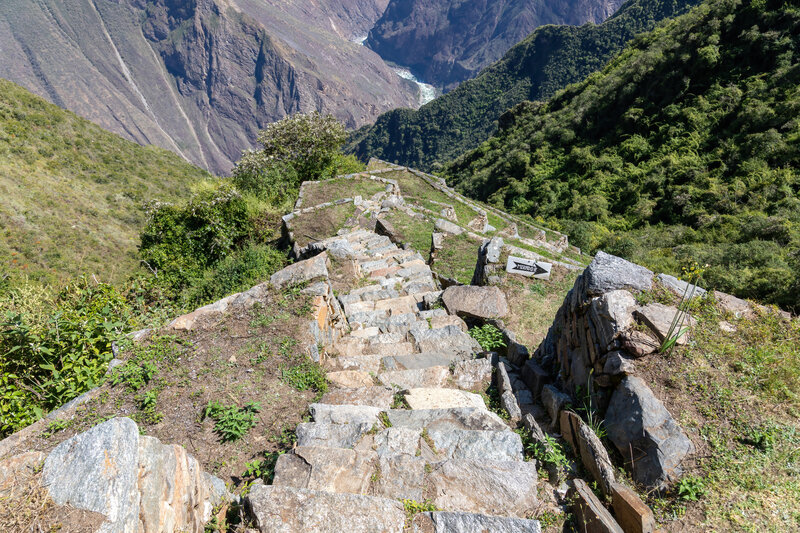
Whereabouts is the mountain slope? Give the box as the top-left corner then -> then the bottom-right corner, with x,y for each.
445,0 -> 800,310
366,0 -> 624,90
0,0 -> 415,175
0,78 -> 211,286
349,0 -> 700,171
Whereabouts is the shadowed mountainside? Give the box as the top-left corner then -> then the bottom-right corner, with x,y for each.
0,0 -> 415,175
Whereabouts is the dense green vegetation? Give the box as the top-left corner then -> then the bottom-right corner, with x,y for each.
446,0 -> 800,311
0,78 -> 210,287
347,0 -> 700,171
0,110 -> 360,437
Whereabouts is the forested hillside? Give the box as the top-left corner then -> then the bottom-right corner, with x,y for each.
0,79 -> 210,286
446,0 -> 800,310
348,0 -> 700,171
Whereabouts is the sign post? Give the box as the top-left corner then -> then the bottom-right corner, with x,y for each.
505,255 -> 552,280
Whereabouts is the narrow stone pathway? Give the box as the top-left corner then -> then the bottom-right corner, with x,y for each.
247,229 -> 542,532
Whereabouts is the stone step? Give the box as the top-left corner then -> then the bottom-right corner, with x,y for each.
377,366 -> 452,389
348,310 -> 389,328
328,354 -> 383,374
451,359 -> 493,390
327,370 -> 376,389
247,485 -> 405,533
309,403 -> 383,425
334,340 -> 416,357
411,511 -> 542,533
385,408 -> 507,432
320,387 -> 395,409
381,352 -> 468,371
403,388 -> 486,410
295,422 -> 372,449
426,459 -> 538,518
409,326 -> 482,357
272,446 -> 376,495
427,428 -> 523,462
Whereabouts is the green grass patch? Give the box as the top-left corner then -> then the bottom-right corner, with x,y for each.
384,211 -> 435,260
432,233 -> 481,284
291,203 -> 356,248
302,177 -> 387,207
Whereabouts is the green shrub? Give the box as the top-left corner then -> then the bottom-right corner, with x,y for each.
183,243 -> 287,307
203,400 -> 261,442
281,360 -> 328,397
0,279 -> 133,436
469,324 -> 507,351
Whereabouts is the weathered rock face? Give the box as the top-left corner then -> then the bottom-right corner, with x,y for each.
442,285 -> 509,319
605,377 -> 694,488
40,417 -> 226,533
367,0 -> 624,89
0,0 -> 416,174
533,252 -> 694,489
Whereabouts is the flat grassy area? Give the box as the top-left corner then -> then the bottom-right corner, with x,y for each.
501,268 -> 580,349
291,203 -> 356,247
0,79 -> 210,286
432,233 -> 482,285
19,285 -> 324,494
383,211 -> 436,261
388,170 -> 479,225
628,290 -> 800,532
302,177 -> 387,208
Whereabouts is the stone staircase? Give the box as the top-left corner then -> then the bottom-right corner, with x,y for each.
246,228 -> 543,532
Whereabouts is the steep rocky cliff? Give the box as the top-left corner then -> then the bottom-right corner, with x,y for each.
366,0 -> 625,89
0,0 -> 414,174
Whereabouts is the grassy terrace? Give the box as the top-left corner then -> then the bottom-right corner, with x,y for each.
432,233 -> 483,285
301,176 -> 388,208
291,203 -> 356,248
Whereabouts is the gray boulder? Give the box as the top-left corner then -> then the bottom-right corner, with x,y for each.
657,273 -> 706,299
589,290 -> 637,350
585,251 -> 653,296
270,253 -> 329,289
605,376 -> 694,488
434,218 -> 464,236
442,285 -> 509,319
43,417 -> 140,532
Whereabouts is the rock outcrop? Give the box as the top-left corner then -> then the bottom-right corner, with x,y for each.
532,252 -> 695,489
37,417 -> 226,533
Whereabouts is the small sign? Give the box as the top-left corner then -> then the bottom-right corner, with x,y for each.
506,255 -> 552,280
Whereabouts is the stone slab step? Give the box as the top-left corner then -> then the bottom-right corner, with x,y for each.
335,341 -> 416,357
247,485 -> 405,533
327,370 -> 376,389
411,511 -> 541,533
373,455 -> 426,501
295,422 -> 372,449
378,366 -> 451,389
427,428 -> 523,462
320,387 -> 394,409
427,459 -> 538,517
309,404 -> 383,425
386,408 -> 507,432
328,354 -> 383,374
451,359 -> 493,390
272,446 -> 376,495
381,352 -> 467,371
403,388 -> 486,410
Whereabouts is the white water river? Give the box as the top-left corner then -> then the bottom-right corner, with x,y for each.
353,35 -> 438,107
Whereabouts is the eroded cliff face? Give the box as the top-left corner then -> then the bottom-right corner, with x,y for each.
0,0 -> 413,174
366,0 -> 624,89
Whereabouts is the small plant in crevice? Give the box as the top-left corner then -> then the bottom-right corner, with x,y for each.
280,360 -> 328,398
660,262 -> 706,355
676,475 -> 706,501
242,451 -> 285,486
526,434 -> 570,471
401,498 -> 438,524
575,371 -> 606,439
203,400 -> 261,442
469,323 -> 507,351
392,391 -> 410,409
